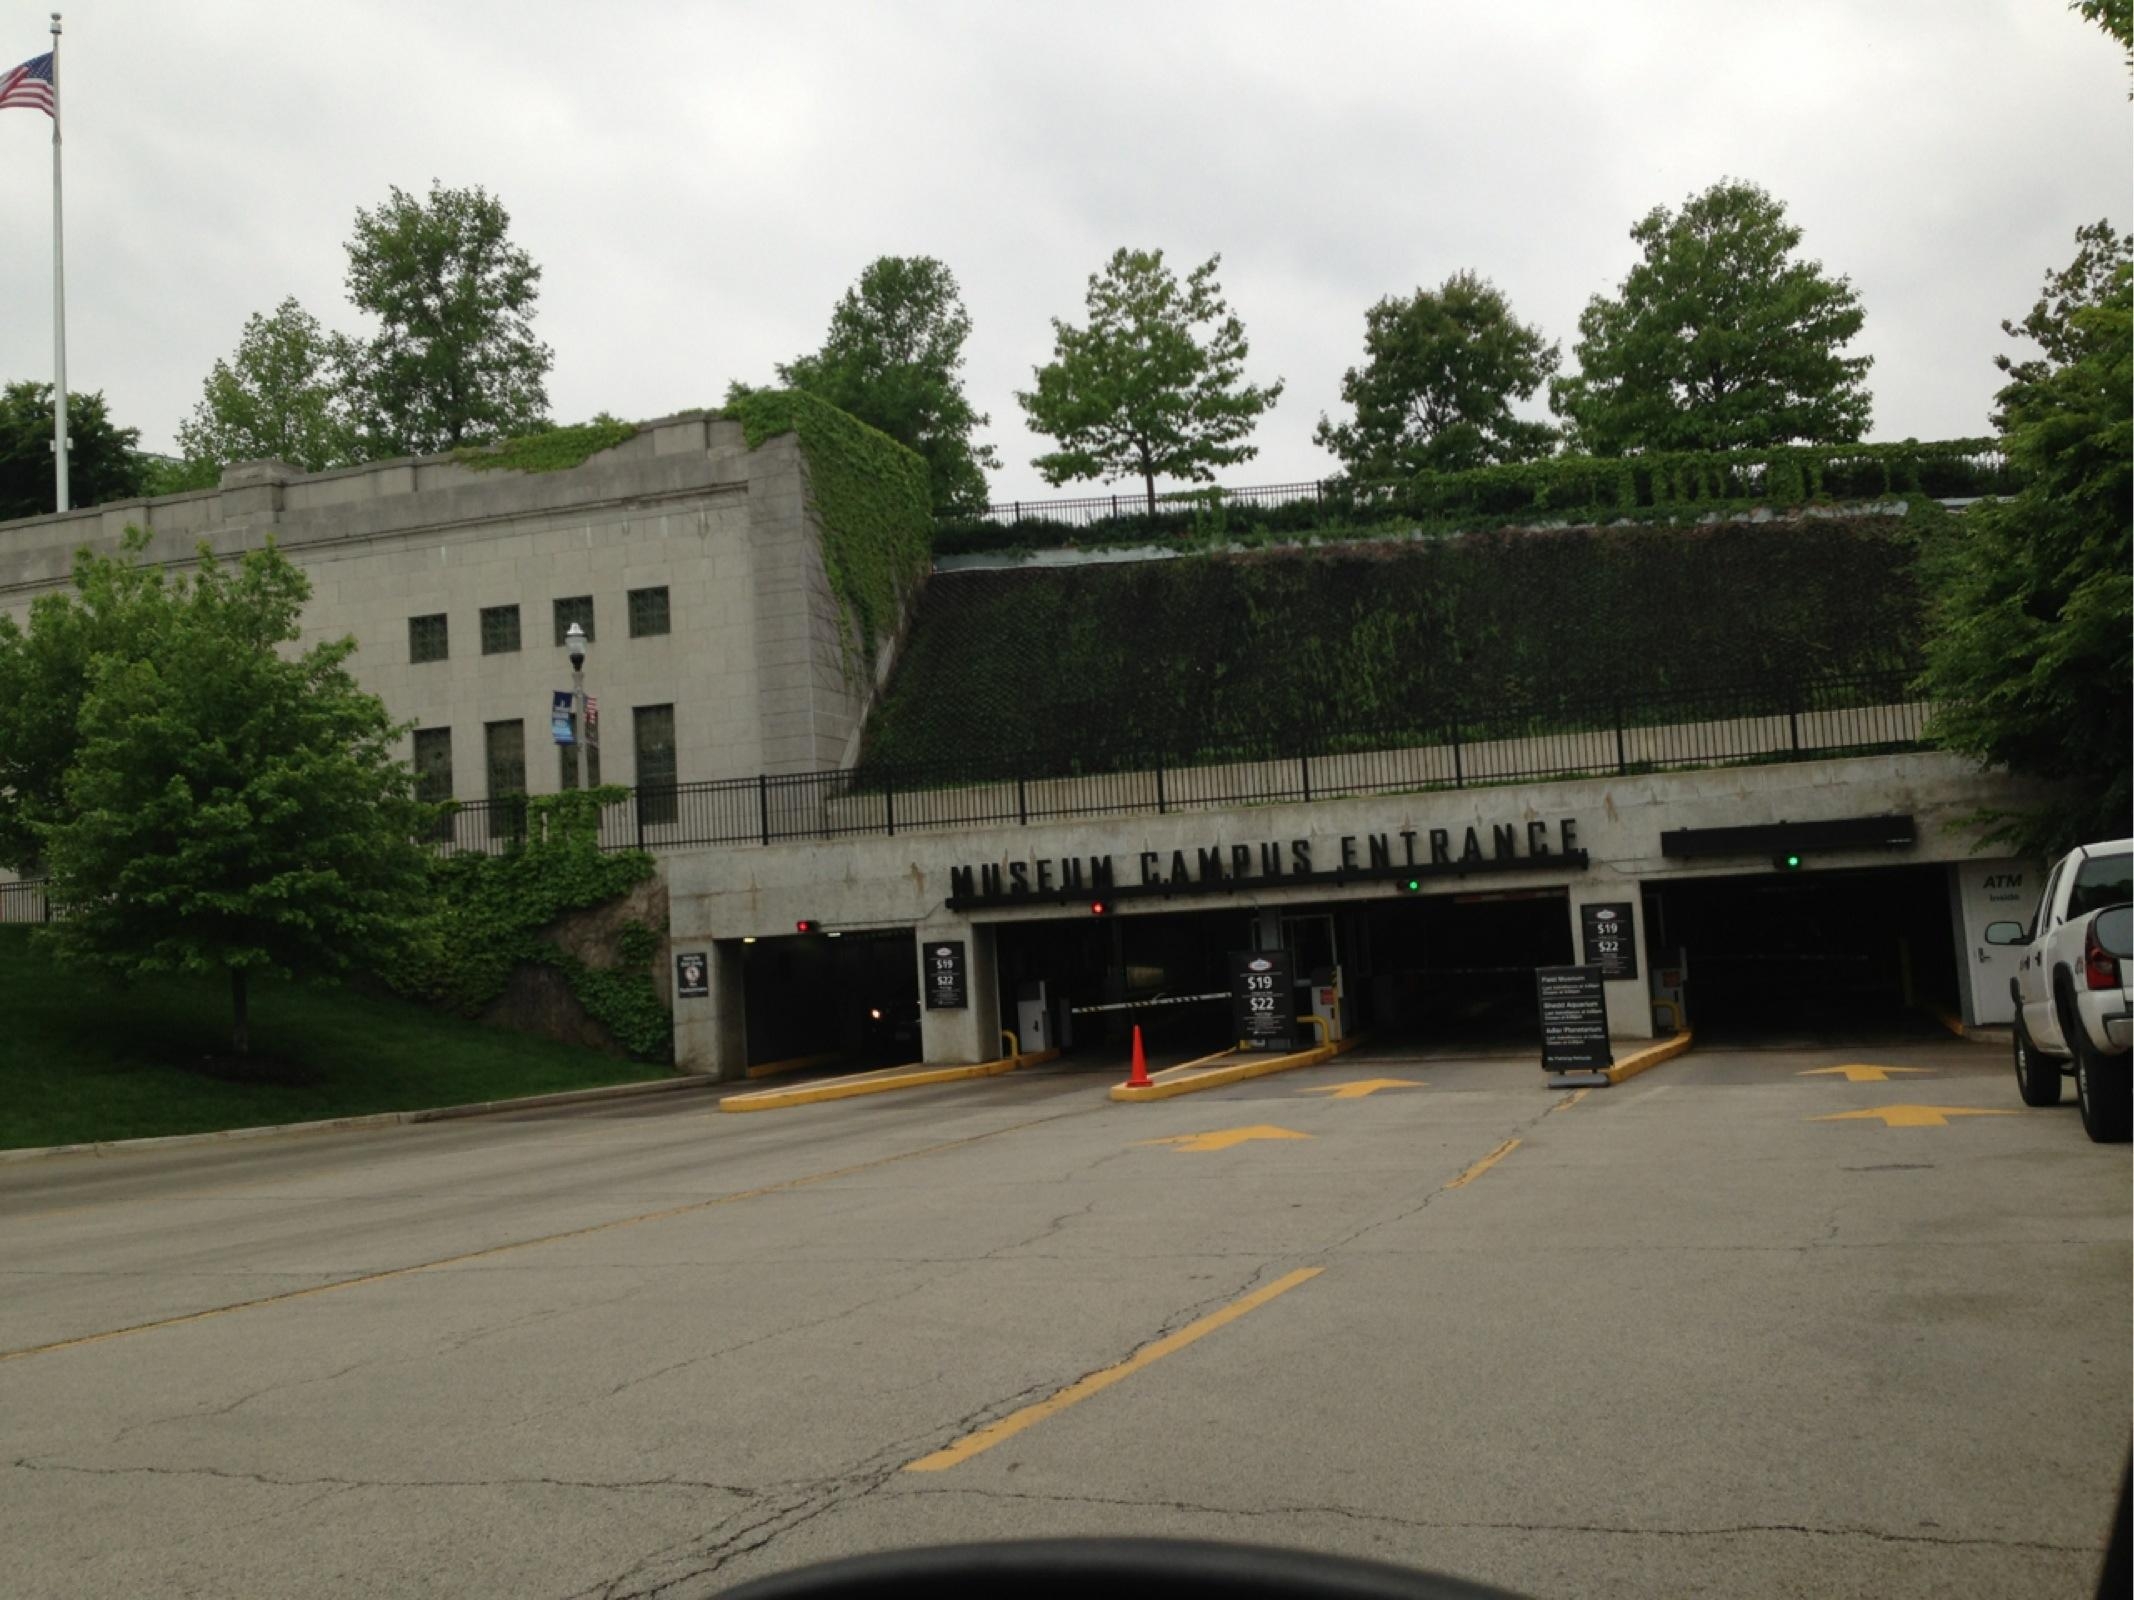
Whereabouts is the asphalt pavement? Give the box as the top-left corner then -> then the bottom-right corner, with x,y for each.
2,1035 -> 2126,1599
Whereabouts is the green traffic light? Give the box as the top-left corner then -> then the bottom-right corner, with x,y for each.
1784,854 -> 1802,869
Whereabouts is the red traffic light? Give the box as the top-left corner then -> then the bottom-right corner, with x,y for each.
1089,900 -> 1111,916
795,918 -> 820,934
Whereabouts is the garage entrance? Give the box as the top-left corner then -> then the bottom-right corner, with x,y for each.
995,907 -> 1252,1061
1646,864 -> 1958,1041
1362,887 -> 1574,1047
740,928 -> 920,1069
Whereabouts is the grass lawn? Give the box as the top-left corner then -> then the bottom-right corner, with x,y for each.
0,926 -> 671,1150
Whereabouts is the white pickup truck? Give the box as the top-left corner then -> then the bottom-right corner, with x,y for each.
1986,837 -> 2132,1142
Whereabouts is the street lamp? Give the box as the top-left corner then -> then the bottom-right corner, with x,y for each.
564,621 -> 588,791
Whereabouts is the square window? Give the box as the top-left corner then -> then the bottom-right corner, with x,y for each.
553,596 -> 595,646
628,586 -> 671,638
408,613 -> 449,664
480,604 -> 521,655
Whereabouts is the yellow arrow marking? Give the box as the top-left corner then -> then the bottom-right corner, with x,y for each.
1812,1104 -> 2023,1128
1139,1125 -> 1314,1153
1297,1077 -> 1425,1100
1799,1065 -> 1935,1083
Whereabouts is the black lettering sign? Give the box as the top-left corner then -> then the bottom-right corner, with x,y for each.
1008,861 -> 1030,895
1462,827 -> 1484,863
1139,851 -> 1161,885
1368,834 -> 1391,869
1090,855 -> 1116,890
1231,844 -> 1252,879
949,865 -> 974,899
1580,902 -> 1638,980
1199,845 -> 1226,882
1429,828 -> 1451,865
675,951 -> 709,1000
1493,823 -> 1517,860
1528,820 -> 1551,857
923,939 -> 967,1011
1230,949 -> 1297,1051
1536,965 -> 1612,1072
1261,841 -> 1284,877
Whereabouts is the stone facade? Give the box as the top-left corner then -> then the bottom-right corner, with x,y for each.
665,749 -> 2040,1078
0,412 -> 890,810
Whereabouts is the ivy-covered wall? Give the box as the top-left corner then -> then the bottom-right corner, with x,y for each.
388,791 -> 673,1062
722,389 -> 932,683
861,510 -> 1935,775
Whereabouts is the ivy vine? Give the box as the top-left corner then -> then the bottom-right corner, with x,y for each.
721,389 -> 932,683
388,789 -> 672,1062
454,415 -> 639,475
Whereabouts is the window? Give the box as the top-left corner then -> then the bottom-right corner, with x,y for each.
480,604 -> 521,655
628,586 -> 671,638
413,727 -> 454,842
2070,852 -> 2133,921
408,613 -> 449,664
634,704 -> 677,825
556,714 -> 601,790
484,720 -> 526,799
553,595 -> 595,646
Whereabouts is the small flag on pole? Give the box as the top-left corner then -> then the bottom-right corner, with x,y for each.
0,51 -> 54,116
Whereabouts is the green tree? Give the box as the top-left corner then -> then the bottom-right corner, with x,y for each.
1549,180 -> 1872,455
176,297 -> 356,477
1018,248 -> 1284,513
30,536 -> 429,1054
1314,272 -> 1559,478
0,381 -> 149,520
341,181 -> 552,457
746,256 -> 998,514
1918,221 -> 2131,857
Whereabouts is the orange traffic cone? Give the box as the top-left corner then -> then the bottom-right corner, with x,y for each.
1126,1024 -> 1152,1089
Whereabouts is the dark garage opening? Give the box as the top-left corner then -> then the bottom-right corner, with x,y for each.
742,929 -> 920,1069
996,906 -> 1259,1062
1362,888 -> 1573,1048
1647,864 -> 1958,1042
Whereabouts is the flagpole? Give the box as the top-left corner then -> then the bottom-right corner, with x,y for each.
49,11 -> 67,514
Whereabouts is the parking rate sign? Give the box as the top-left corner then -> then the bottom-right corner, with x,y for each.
924,940 -> 967,1010
1580,902 -> 1638,980
1231,950 -> 1296,1050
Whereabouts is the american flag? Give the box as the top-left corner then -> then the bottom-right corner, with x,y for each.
0,52 -> 55,117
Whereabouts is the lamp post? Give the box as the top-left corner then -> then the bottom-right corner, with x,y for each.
564,620 -> 589,791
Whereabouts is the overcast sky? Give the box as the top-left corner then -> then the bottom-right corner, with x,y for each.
1,1 -> 2127,502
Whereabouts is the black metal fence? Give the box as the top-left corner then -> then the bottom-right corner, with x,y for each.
0,880 -> 50,924
431,673 -> 1932,859
970,481 -> 1330,530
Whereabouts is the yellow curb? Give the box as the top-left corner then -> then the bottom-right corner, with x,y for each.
719,1049 -> 1061,1113
1601,1029 -> 1694,1086
744,1050 -> 846,1082
1110,1033 -> 1365,1103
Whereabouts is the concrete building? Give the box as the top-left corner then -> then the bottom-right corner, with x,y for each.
0,429 -> 2043,1072
0,412 -> 888,829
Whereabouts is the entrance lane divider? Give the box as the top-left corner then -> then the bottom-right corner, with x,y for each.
718,1047 -> 1062,1114
1599,1029 -> 1694,1087
1109,1032 -> 1365,1103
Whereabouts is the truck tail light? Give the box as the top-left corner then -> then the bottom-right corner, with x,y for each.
2084,923 -> 2121,990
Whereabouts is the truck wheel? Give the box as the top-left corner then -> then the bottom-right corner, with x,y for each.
2012,1014 -> 2062,1107
2059,971 -> 2132,1142
2073,1031 -> 2132,1143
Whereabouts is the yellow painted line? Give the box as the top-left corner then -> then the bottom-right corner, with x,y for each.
1602,1029 -> 1694,1086
745,1050 -> 846,1082
1444,1137 -> 1521,1190
720,1049 -> 1060,1113
1110,1033 -> 1365,1103
903,1266 -> 1324,1472
1548,1087 -> 1592,1114
0,1114 -> 1068,1365
1799,1065 -> 1933,1083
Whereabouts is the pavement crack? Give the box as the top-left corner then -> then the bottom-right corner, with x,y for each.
894,1485 -> 2097,1553
9,1457 -> 758,1497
